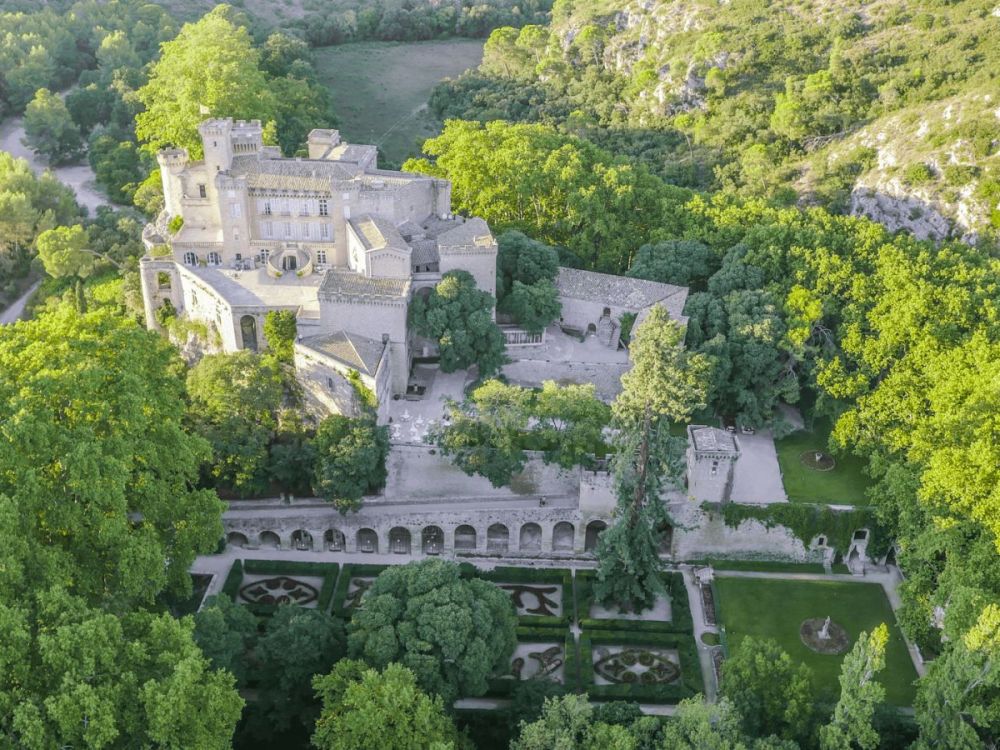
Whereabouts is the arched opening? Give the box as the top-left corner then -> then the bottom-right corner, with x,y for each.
584,520 -> 607,552
240,315 -> 258,351
553,521 -> 575,552
259,530 -> 280,549
519,523 -> 542,553
324,528 -> 345,551
357,528 -> 378,553
587,323 -> 597,334
389,527 -> 411,555
227,531 -> 248,548
602,306 -> 611,317
487,523 -> 509,554
282,254 -> 297,271
291,529 -> 313,551
454,524 -> 477,551
422,526 -> 443,555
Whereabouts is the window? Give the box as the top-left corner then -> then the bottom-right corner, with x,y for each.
316,249 -> 327,265
230,203 -> 241,218
299,201 -> 309,216
198,184 -> 207,199
233,230 -> 240,241
284,222 -> 292,239
207,251 -> 221,266
235,253 -> 242,260
261,249 -> 270,263
327,377 -> 334,390
263,199 -> 272,215
320,223 -> 330,240
183,252 -> 197,265
262,221 -> 272,239
318,199 -> 329,216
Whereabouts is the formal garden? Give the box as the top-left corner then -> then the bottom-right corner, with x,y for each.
713,577 -> 919,706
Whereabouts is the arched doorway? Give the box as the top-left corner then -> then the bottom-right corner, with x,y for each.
389,527 -> 411,554
324,528 -> 345,551
657,522 -> 674,554
240,315 -> 258,351
422,526 -> 443,555
454,525 -> 476,551
259,530 -> 280,549
227,531 -> 248,548
553,521 -> 575,552
291,529 -> 313,551
282,254 -> 297,271
487,523 -> 509,554
357,528 -> 378,553
584,520 -> 607,552
519,523 -> 542,553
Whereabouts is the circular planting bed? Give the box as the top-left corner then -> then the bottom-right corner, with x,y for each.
799,450 -> 836,472
800,617 -> 850,654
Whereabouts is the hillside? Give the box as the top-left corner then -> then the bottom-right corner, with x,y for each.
432,0 -> 1000,242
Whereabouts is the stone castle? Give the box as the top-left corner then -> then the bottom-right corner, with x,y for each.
140,118 -> 498,421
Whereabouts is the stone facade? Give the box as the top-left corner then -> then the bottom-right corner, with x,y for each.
686,425 -> 740,503
140,118 -> 498,421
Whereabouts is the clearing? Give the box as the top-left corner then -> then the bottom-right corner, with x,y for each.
714,576 -> 918,706
775,417 -> 872,504
313,39 -> 484,166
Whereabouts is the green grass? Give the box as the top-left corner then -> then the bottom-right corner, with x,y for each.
313,40 -> 485,166
775,418 -> 872,504
714,577 -> 918,706
704,559 -> 828,574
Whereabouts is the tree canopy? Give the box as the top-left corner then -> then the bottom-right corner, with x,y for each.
313,414 -> 390,513
347,559 -> 517,704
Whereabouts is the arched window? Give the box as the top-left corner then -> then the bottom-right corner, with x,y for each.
183,252 -> 197,266
240,315 -> 258,352
207,251 -> 221,266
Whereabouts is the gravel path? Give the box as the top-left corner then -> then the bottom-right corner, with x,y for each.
0,280 -> 40,325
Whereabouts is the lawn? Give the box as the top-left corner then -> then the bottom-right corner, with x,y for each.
775,418 -> 872,504
312,40 -> 485,166
714,577 -> 918,706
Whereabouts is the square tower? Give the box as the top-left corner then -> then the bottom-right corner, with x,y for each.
686,425 -> 740,503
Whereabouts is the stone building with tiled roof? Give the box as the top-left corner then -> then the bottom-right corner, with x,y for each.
139,118 -> 498,422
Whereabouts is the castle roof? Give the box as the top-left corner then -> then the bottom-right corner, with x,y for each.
555,267 -> 688,318
437,217 -> 494,248
688,425 -> 740,455
230,154 -> 356,191
298,330 -> 385,376
319,269 -> 410,302
351,215 -> 409,252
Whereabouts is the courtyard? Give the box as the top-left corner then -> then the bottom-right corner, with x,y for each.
713,576 -> 918,705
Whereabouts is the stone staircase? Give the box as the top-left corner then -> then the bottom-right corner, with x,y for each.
595,313 -> 620,348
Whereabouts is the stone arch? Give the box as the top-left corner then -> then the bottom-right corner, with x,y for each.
324,528 -> 345,551
389,526 -> 411,554
553,521 -> 575,552
422,526 -> 444,555
291,529 -> 313,551
519,523 -> 542,553
227,531 -> 249,548
454,524 -> 477,551
240,315 -> 258,351
584,520 -> 607,552
259,530 -> 280,549
357,528 -> 378,553
487,523 -> 509,554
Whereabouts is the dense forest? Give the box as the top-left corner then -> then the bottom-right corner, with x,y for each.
0,0 -> 998,748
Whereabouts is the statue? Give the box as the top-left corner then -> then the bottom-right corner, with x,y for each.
818,616 -> 831,640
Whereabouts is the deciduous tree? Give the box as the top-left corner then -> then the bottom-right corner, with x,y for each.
23,88 -> 84,164
821,624 -> 889,750
313,415 -> 389,513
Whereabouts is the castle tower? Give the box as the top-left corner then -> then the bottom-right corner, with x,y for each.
686,425 -> 740,503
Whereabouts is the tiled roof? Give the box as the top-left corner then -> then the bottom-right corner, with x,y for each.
351,215 -> 408,252
689,426 -> 739,454
437,217 -> 493,248
298,330 -> 385,375
319,269 -> 409,301
230,155 -> 356,191
555,267 -> 688,318
410,239 -> 439,267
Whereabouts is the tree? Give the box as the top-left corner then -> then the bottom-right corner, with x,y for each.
914,604 -> 999,749
532,380 -> 610,469
658,697 -> 751,750
496,230 -> 559,299
193,595 -> 259,685
821,624 -> 888,750
23,88 -> 83,164
0,308 -> 224,607
312,661 -> 465,750
512,694 -> 636,750
186,351 -> 284,496
430,380 -> 532,487
253,606 -> 345,738
35,224 -> 96,312
135,6 -> 277,158
263,309 -> 297,363
312,415 -> 389,513
501,279 -> 561,333
0,587 -> 243,748
627,240 -> 714,289
410,270 -> 506,376
722,638 -> 815,744
347,559 -> 517,704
